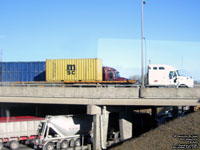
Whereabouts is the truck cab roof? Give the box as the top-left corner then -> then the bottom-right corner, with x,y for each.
148,64 -> 177,71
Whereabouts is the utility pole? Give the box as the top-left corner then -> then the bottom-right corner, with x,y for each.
141,0 -> 146,87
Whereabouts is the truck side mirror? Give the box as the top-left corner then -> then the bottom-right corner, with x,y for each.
174,78 -> 177,83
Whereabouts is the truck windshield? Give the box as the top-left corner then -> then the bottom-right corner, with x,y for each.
116,72 -> 120,78
176,70 -> 180,76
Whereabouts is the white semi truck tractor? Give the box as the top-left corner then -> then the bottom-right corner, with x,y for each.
34,115 -> 93,150
147,64 -> 194,88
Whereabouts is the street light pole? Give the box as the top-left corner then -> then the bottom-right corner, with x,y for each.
141,0 -> 145,87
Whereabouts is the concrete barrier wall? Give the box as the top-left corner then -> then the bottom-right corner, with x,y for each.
141,88 -> 200,98
0,87 -> 139,99
1,87 -> 200,99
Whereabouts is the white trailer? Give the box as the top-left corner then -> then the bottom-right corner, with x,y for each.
0,116 -> 44,150
147,64 -> 194,88
34,115 -> 93,150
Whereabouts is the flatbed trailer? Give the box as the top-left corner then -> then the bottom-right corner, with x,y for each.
11,80 -> 136,84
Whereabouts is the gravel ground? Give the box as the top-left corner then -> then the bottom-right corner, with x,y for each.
109,111 -> 200,150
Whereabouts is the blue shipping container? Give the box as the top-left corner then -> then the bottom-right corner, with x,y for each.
0,62 -> 46,82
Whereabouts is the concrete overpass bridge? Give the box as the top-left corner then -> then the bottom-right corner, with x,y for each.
0,86 -> 199,106
0,86 -> 199,150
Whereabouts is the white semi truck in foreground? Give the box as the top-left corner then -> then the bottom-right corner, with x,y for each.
147,64 -> 194,88
0,115 -> 94,150
34,115 -> 93,150
0,115 -> 119,150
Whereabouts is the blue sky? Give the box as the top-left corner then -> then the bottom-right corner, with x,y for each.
0,0 -> 200,80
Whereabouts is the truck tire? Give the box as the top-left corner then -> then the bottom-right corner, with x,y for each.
75,138 -> 81,147
69,140 -> 75,147
9,140 -> 19,150
60,140 -> 69,149
179,84 -> 188,88
45,142 -> 54,150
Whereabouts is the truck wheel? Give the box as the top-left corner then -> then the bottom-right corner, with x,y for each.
69,140 -> 75,147
179,84 -> 188,88
45,142 -> 54,150
75,138 -> 81,147
60,140 -> 69,149
9,140 -> 19,150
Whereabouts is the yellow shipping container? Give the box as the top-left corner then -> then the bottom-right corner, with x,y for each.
46,58 -> 103,82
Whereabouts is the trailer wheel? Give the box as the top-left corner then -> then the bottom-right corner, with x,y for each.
9,140 -> 19,150
45,142 -> 54,150
69,140 -> 75,147
75,138 -> 81,147
60,140 -> 69,149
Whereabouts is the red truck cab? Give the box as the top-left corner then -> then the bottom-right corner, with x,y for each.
103,67 -> 128,81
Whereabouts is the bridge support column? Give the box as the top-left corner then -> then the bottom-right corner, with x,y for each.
151,107 -> 157,118
100,106 -> 109,149
93,114 -> 101,150
189,106 -> 194,112
87,105 -> 109,150
172,106 -> 178,118
87,105 -> 101,150
119,112 -> 132,141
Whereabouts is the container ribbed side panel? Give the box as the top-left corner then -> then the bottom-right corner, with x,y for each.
46,58 -> 103,82
0,62 -> 46,82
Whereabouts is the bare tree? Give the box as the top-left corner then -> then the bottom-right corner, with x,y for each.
130,74 -> 148,85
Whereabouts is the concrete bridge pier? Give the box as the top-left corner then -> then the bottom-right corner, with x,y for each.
101,106 -> 109,149
119,112 -> 133,141
189,106 -> 194,112
93,114 -> 101,150
172,106 -> 179,118
87,105 -> 109,150
151,107 -> 157,118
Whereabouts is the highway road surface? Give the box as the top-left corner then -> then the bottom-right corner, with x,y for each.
2,144 -> 33,150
